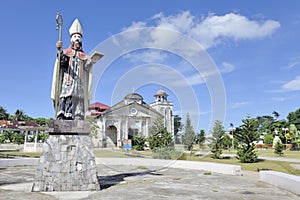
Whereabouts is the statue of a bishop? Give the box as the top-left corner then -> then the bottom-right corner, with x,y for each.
51,18 -> 103,120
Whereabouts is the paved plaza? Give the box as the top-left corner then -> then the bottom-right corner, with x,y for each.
0,161 -> 299,200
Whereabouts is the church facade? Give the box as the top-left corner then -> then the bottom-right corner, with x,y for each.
91,89 -> 174,148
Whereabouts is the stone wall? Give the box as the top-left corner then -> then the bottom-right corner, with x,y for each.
32,120 -> 100,191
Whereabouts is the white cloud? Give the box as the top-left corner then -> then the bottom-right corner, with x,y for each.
178,73 -> 205,86
122,11 -> 280,63
123,50 -> 168,63
221,62 -> 235,73
140,11 -> 280,49
292,16 -> 300,25
281,76 -> 300,91
230,101 -> 252,109
122,21 -> 146,31
270,97 -> 292,102
286,56 -> 300,69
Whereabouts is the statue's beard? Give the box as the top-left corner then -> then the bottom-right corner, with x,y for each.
72,40 -> 82,50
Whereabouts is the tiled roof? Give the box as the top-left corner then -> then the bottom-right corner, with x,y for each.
88,102 -> 110,111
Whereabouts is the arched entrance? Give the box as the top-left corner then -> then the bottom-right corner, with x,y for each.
128,127 -> 139,146
106,125 -> 117,147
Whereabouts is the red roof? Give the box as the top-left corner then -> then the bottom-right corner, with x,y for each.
0,120 -> 39,128
88,102 -> 110,111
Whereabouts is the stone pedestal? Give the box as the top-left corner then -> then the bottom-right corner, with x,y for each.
32,120 -> 100,191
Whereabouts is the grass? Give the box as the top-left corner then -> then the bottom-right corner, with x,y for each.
193,144 -> 300,159
255,148 -> 300,159
93,149 -> 129,158
186,154 -> 300,176
0,151 -> 41,158
1,146 -> 299,176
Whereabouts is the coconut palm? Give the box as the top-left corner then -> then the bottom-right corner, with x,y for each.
13,109 -> 26,121
0,106 -> 9,120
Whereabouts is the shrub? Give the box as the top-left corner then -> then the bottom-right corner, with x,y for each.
264,134 -> 274,144
274,141 -> 284,156
235,116 -> 259,163
133,133 -> 146,151
209,120 -> 225,159
152,147 -> 182,160
237,144 -> 258,163
13,133 -> 24,145
0,135 -> 5,144
183,114 -> 196,151
148,128 -> 174,150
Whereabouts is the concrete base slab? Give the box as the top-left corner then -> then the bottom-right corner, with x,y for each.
0,158 -> 38,168
96,158 -> 242,175
0,165 -> 299,200
260,170 -> 300,196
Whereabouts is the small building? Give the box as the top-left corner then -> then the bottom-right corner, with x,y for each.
93,89 -> 174,148
0,120 -> 48,152
87,102 -> 110,117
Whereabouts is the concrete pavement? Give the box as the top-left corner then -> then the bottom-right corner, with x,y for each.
0,158 -> 300,199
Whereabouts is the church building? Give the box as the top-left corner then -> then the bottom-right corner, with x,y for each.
90,89 -> 174,148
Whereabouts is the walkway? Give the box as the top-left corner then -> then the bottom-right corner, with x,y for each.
0,158 -> 299,199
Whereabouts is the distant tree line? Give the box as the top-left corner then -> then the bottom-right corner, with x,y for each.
0,106 -> 52,126
209,108 -> 300,163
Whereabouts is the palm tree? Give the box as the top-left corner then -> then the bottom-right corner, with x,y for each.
272,111 -> 280,120
3,130 -> 14,143
0,106 -> 9,120
13,109 -> 26,121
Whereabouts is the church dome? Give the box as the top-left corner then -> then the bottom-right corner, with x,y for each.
124,93 -> 144,105
155,88 -> 168,97
124,93 -> 143,101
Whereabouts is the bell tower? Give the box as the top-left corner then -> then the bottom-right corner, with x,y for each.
150,88 -> 174,134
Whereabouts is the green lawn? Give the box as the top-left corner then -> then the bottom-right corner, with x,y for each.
0,151 -> 41,158
186,154 -> 300,176
1,147 -> 299,176
255,148 -> 300,159
93,148 -> 300,176
194,144 -> 300,159
93,149 -> 129,158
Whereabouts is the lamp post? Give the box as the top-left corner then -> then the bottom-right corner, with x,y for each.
229,123 -> 236,151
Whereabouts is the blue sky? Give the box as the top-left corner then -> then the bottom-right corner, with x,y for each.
0,0 -> 300,132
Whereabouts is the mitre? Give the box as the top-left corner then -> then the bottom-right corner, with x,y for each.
69,18 -> 83,36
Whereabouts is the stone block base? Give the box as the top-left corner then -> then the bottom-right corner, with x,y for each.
32,120 -> 100,191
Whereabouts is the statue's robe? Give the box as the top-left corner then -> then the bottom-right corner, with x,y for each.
51,47 -> 93,119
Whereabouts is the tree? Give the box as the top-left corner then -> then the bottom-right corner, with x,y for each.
149,116 -> 165,136
210,120 -> 225,159
263,134 -> 274,144
33,118 -> 50,126
2,130 -> 15,143
38,132 -> 49,142
222,134 -> 232,150
235,116 -> 259,163
0,106 -> 9,120
274,141 -> 284,156
256,115 -> 275,135
148,117 -> 174,150
173,115 -> 183,144
0,135 -> 5,144
183,113 -> 196,151
287,108 -> 300,130
196,129 -> 206,149
88,119 -> 99,139
133,133 -> 146,151
289,124 -> 297,140
272,110 -> 280,120
12,133 -> 24,145
13,109 -> 26,121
